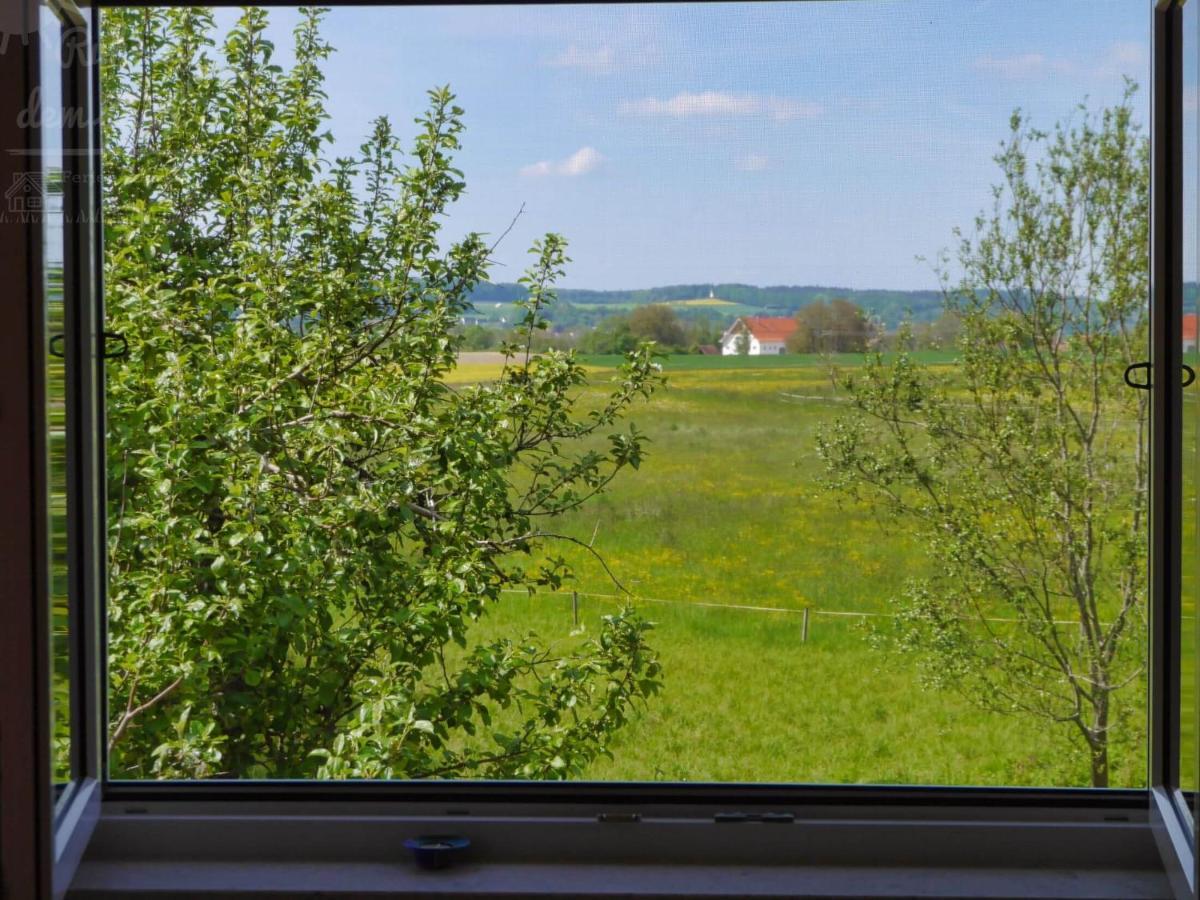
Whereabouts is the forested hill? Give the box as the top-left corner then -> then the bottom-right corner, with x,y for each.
471,281 -> 1192,329
469,282 -> 945,327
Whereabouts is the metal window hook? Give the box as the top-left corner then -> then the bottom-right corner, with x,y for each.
1122,361 -> 1196,389
102,332 -> 129,360
47,332 -> 128,360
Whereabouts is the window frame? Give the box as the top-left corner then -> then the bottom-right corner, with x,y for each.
0,2 -> 106,896
1152,1 -> 1199,896
4,0 -> 1196,896
54,0 -> 107,891
0,1 -> 55,893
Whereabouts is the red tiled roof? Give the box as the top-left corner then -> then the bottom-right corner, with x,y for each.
1185,313 -> 1198,343
742,316 -> 798,342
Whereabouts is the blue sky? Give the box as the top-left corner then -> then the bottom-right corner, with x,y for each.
218,2 -> 1150,291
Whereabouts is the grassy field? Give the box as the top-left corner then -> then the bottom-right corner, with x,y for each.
662,297 -> 739,308
461,351 -> 1149,787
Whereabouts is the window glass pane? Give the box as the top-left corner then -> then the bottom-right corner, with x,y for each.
103,2 -> 1150,786
39,1 -> 72,795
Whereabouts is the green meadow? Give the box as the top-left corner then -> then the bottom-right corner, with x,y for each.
459,352 -> 1150,787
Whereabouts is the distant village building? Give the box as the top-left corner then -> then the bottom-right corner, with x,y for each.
1185,313 -> 1197,354
719,316 -> 797,356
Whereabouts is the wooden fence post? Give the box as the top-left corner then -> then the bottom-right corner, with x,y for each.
573,591 -> 579,626
802,607 -> 810,642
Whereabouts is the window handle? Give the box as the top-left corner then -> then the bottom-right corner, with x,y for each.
1124,361 -> 1151,389
48,332 -> 128,360
102,331 -> 129,360
1121,362 -> 1195,389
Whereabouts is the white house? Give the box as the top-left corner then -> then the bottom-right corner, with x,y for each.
719,316 -> 798,355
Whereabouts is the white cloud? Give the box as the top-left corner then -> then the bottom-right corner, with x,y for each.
619,91 -> 821,122
1105,41 -> 1146,68
546,44 -> 616,74
519,160 -> 554,178
519,146 -> 605,178
974,42 -> 1147,82
754,97 -> 822,122
621,91 -> 755,118
734,153 -> 769,172
974,53 -> 1056,80
1094,41 -> 1148,78
559,146 -> 604,176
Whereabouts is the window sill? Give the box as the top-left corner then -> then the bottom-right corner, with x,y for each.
66,799 -> 1175,899
67,859 -> 1172,899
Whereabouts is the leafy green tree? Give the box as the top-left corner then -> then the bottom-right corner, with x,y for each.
101,7 -> 662,780
927,310 -> 963,349
785,316 -> 814,354
905,310 -> 969,353
683,313 -> 723,353
818,92 -> 1148,787
798,304 -> 829,353
825,299 -> 873,352
459,323 -> 500,351
628,304 -> 686,349
790,299 -> 872,353
578,314 -> 638,355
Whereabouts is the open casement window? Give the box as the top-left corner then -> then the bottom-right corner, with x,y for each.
3,0 -> 1200,898
0,0 -> 105,897
1161,0 -> 1200,895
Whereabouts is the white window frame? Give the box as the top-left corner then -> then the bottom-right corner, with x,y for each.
2,1 -> 1197,897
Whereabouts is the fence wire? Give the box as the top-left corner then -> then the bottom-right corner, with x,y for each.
501,588 -> 1103,628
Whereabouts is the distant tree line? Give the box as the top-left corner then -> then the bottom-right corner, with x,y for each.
578,306 -> 724,354
459,300 -> 971,357
459,305 -> 725,355
469,282 -> 947,328
784,299 -> 961,354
